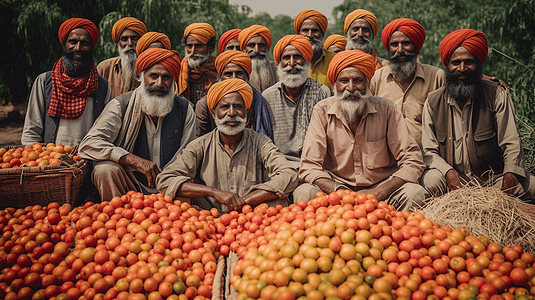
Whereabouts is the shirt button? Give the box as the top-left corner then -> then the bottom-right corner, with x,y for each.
356,172 -> 361,176
231,186 -> 235,190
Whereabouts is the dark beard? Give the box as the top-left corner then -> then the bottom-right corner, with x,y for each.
61,49 -> 93,77
445,68 -> 482,105
387,50 -> 418,82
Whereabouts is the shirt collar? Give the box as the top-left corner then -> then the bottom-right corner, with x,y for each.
215,127 -> 248,156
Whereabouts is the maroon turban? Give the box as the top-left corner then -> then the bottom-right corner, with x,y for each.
218,29 -> 242,54
382,18 -> 425,52
440,29 -> 488,66
58,18 -> 99,47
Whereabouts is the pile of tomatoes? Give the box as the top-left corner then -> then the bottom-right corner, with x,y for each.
0,142 -> 82,169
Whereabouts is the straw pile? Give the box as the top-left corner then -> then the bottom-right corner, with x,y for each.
418,185 -> 535,254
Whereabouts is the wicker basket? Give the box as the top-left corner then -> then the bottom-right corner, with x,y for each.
0,145 -> 88,209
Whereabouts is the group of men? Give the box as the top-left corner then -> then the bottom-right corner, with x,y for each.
21,9 -> 534,213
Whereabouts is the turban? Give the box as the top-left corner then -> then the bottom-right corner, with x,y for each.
440,29 -> 488,67
58,18 -> 99,47
323,34 -> 347,51
344,9 -> 379,37
184,23 -> 216,45
382,18 -> 425,52
215,51 -> 252,76
206,78 -> 253,111
111,17 -> 147,44
238,25 -> 273,50
327,50 -> 376,85
294,10 -> 328,35
136,32 -> 171,56
136,48 -> 182,82
273,35 -> 314,64
218,29 -> 242,54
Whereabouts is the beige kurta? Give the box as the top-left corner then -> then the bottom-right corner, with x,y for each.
97,56 -> 140,98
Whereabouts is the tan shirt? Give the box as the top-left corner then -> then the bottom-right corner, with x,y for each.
97,57 -> 140,98
370,63 -> 445,146
156,128 -> 298,202
422,86 -> 525,179
299,96 -> 425,188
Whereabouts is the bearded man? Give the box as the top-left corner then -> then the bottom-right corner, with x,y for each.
262,35 -> 331,169
79,49 -> 196,200
218,29 -> 241,53
22,18 -> 112,146
421,29 -> 535,202
324,34 -> 347,54
97,17 -> 147,98
238,25 -> 278,92
294,10 -> 336,90
370,18 -> 445,147
195,51 -> 273,140
295,50 -> 426,210
344,9 -> 384,69
157,79 -> 297,213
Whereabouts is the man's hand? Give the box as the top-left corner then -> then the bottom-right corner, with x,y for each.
445,169 -> 462,191
120,154 -> 160,188
482,74 -> 508,90
211,189 -> 245,211
501,172 -> 519,194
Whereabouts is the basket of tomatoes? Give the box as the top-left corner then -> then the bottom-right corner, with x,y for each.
0,142 -> 88,209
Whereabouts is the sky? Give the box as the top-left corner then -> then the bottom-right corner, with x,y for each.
230,0 -> 345,22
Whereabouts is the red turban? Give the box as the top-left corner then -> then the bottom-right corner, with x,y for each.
111,17 -> 147,45
218,29 -> 241,54
344,9 -> 379,37
238,25 -> 273,50
136,48 -> 182,82
324,34 -> 347,50
440,29 -> 488,67
184,23 -> 216,45
215,51 -> 252,76
294,10 -> 328,35
327,50 -> 376,85
206,78 -> 253,110
273,35 -> 314,64
136,32 -> 171,56
382,18 -> 425,52
58,18 -> 99,47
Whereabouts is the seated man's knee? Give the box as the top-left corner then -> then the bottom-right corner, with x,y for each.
92,161 -> 124,182
420,168 -> 447,198
293,183 -> 321,203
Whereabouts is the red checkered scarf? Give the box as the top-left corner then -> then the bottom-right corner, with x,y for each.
48,58 -> 99,119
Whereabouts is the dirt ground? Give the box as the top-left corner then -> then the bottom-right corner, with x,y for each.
0,119 -> 23,145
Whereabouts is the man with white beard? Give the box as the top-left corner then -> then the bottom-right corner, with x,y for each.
80,49 -> 196,201
295,50 -> 426,211
238,25 -> 279,93
156,79 -> 298,213
97,17 -> 147,98
262,35 -> 331,169
344,9 -> 385,69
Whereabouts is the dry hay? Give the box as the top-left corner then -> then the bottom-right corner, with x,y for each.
417,185 -> 535,254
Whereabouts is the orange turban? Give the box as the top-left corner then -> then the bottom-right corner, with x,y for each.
323,34 -> 347,51
294,10 -> 328,35
206,78 -> 253,110
136,32 -> 171,56
111,17 -> 147,44
382,18 -> 425,52
184,23 -> 216,45
440,29 -> 488,67
58,18 -> 99,47
273,35 -> 314,64
344,9 -> 379,37
215,51 -> 252,76
136,48 -> 182,82
218,29 -> 241,54
238,25 -> 273,50
327,50 -> 376,85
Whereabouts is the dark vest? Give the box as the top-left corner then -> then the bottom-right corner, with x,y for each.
42,71 -> 109,143
428,80 -> 503,178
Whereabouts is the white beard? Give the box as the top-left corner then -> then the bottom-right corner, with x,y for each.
214,113 -> 247,136
248,51 -> 277,92
345,32 -> 373,54
118,44 -> 139,92
334,87 -> 370,125
138,75 -> 176,118
185,51 -> 210,70
276,62 -> 310,88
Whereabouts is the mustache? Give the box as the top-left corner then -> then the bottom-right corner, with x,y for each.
120,45 -> 136,54
280,63 -> 306,74
248,51 -> 268,59
349,35 -> 371,44
338,89 -> 367,101
145,84 -> 170,96
388,50 -> 418,60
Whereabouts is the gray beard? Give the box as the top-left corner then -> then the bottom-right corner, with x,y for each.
387,51 -> 418,82
214,113 -> 247,136
248,51 -> 277,92
186,51 -> 210,70
277,62 -> 310,88
334,88 -> 370,125
118,45 -> 138,93
345,32 -> 373,54
138,75 -> 176,118
309,37 -> 323,55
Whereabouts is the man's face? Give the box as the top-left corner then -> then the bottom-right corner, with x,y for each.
244,36 -> 268,56
224,39 -> 240,52
447,47 -> 479,78
388,31 -> 416,59
327,45 -> 344,53
299,19 -> 324,53
143,63 -> 174,95
210,92 -> 248,136
445,46 -> 481,104
62,28 -> 93,77
118,29 -> 141,51
186,35 -> 211,56
280,45 -> 306,69
277,45 -> 310,88
348,19 -> 373,40
221,63 -> 248,81
335,66 -> 367,95
65,28 -> 92,55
